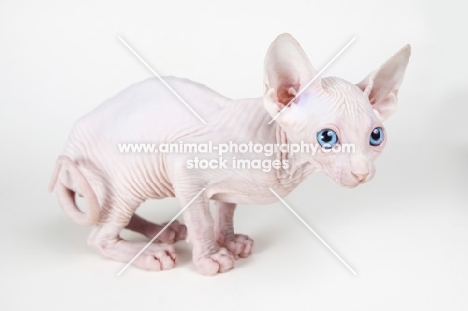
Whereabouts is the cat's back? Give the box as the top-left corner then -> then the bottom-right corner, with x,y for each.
69,76 -> 229,144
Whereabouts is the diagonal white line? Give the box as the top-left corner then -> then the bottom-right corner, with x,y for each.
268,37 -> 356,124
268,188 -> 357,275
118,36 -> 207,125
117,188 -> 206,276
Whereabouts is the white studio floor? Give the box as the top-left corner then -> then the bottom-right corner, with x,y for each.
1,143 -> 467,310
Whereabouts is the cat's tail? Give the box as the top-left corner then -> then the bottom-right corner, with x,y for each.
48,155 -> 101,226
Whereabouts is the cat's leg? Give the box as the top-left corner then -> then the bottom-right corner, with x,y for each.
125,213 -> 187,244
214,201 -> 254,259
177,190 -> 235,276
87,202 -> 177,271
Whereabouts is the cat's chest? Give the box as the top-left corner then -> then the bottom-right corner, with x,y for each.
208,171 -> 304,205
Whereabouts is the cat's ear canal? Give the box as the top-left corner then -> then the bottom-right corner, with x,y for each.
357,44 -> 411,121
263,33 -> 321,117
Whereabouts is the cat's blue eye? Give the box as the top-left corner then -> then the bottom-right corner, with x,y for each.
369,127 -> 384,146
317,129 -> 338,149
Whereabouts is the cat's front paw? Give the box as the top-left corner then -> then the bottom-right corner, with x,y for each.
218,234 -> 254,259
193,247 -> 235,276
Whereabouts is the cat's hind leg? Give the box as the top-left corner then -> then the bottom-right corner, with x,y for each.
87,203 -> 177,271
125,213 -> 187,244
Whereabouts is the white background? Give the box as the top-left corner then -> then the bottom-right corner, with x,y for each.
1,0 -> 467,310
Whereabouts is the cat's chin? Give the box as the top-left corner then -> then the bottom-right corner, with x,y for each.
341,183 -> 360,189
333,179 -> 362,189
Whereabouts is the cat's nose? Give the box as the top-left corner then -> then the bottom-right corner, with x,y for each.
352,172 -> 369,182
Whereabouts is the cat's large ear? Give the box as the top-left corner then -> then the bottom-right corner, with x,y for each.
263,33 -> 321,118
357,45 -> 411,121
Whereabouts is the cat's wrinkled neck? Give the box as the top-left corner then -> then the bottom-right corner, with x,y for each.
233,96 -> 317,185
274,121 -> 317,185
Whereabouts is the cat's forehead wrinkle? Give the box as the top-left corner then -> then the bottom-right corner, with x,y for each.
321,77 -> 373,121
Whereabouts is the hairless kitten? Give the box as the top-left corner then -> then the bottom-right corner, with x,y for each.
49,33 -> 411,275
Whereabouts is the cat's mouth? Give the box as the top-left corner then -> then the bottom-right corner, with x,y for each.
319,166 -> 373,188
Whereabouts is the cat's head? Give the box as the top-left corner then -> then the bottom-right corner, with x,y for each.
263,34 -> 411,188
